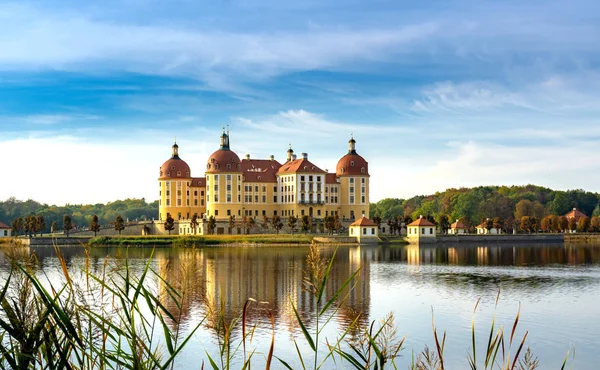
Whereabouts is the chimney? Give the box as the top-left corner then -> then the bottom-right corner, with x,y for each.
419,215 -> 423,219
270,155 -> 274,161
573,207 -> 577,211
246,154 -> 250,160
302,153 -> 308,160
292,154 -> 297,160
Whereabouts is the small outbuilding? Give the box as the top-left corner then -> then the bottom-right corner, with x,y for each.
564,208 -> 587,222
406,216 -> 436,243
448,219 -> 467,234
349,217 -> 379,243
0,221 -> 12,238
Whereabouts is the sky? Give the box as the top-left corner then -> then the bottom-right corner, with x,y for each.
1,0 -> 600,205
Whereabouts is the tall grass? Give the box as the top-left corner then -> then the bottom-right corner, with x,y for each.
0,244 -> 574,369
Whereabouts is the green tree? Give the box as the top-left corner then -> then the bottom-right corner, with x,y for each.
207,215 -> 216,235
164,213 -> 175,235
550,191 -> 571,215
114,215 -> 125,235
301,215 -> 311,234
89,214 -> 100,236
63,214 -> 73,237
287,215 -> 298,234
437,214 -> 449,234
272,215 -> 283,234
190,213 -> 199,235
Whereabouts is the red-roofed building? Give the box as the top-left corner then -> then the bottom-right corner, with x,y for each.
349,216 -> 379,243
0,221 -> 12,238
449,219 -> 467,235
406,216 -> 437,243
564,208 -> 587,221
159,130 -> 371,235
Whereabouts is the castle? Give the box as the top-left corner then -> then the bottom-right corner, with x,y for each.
158,130 -> 370,234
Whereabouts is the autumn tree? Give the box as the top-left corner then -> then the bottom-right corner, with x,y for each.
228,215 -> 235,234
164,213 -> 175,235
207,216 -> 216,234
51,221 -> 58,234
372,215 -> 382,230
301,215 -> 311,234
63,214 -> 73,237
529,217 -> 538,233
559,216 -> 569,233
190,213 -> 199,235
590,217 -> 600,232
261,215 -> 269,231
288,215 -> 298,234
520,216 -> 531,233
90,215 -> 101,236
541,215 -> 553,232
324,216 -> 335,235
36,215 -> 46,236
114,215 -> 125,235
485,218 -> 493,232
272,215 -> 283,234
492,217 -> 503,233
568,217 -> 577,233
247,217 -> 256,234
577,216 -> 590,233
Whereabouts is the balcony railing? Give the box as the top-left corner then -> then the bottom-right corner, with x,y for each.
298,200 -> 325,205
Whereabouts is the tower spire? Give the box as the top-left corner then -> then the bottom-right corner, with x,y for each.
348,135 -> 357,154
172,140 -> 180,158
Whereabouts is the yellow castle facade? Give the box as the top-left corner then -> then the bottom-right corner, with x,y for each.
158,130 -> 370,231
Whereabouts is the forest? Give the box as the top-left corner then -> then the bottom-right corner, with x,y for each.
0,197 -> 158,233
370,184 -> 600,231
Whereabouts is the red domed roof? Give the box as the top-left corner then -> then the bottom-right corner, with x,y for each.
159,143 -> 191,180
206,131 -> 242,173
336,153 -> 368,176
206,149 -> 242,173
336,137 -> 369,176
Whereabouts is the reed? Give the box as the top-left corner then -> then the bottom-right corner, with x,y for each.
0,245 -> 575,369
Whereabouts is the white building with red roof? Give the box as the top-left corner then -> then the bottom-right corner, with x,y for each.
349,216 -> 379,243
448,219 -> 467,234
0,221 -> 12,238
406,216 -> 437,243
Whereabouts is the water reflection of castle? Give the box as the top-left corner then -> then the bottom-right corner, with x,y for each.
154,246 -> 371,335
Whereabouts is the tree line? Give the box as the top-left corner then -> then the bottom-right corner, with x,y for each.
1,197 -> 158,235
370,185 -> 600,233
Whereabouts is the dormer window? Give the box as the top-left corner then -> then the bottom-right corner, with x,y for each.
258,176 -> 261,180
226,164 -> 231,170
171,166 -> 175,170
211,158 -> 215,163
341,168 -> 345,173
177,171 -> 181,176
160,171 -> 163,176
361,167 -> 365,173
350,161 -> 355,166
231,158 -> 236,163
167,172 -> 171,176
186,171 -> 190,176
207,164 -> 211,169
215,164 -> 220,169
237,164 -> 241,169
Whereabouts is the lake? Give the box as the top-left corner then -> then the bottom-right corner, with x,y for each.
1,242 -> 598,369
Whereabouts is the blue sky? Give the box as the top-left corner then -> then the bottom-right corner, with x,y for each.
1,0 -> 599,205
